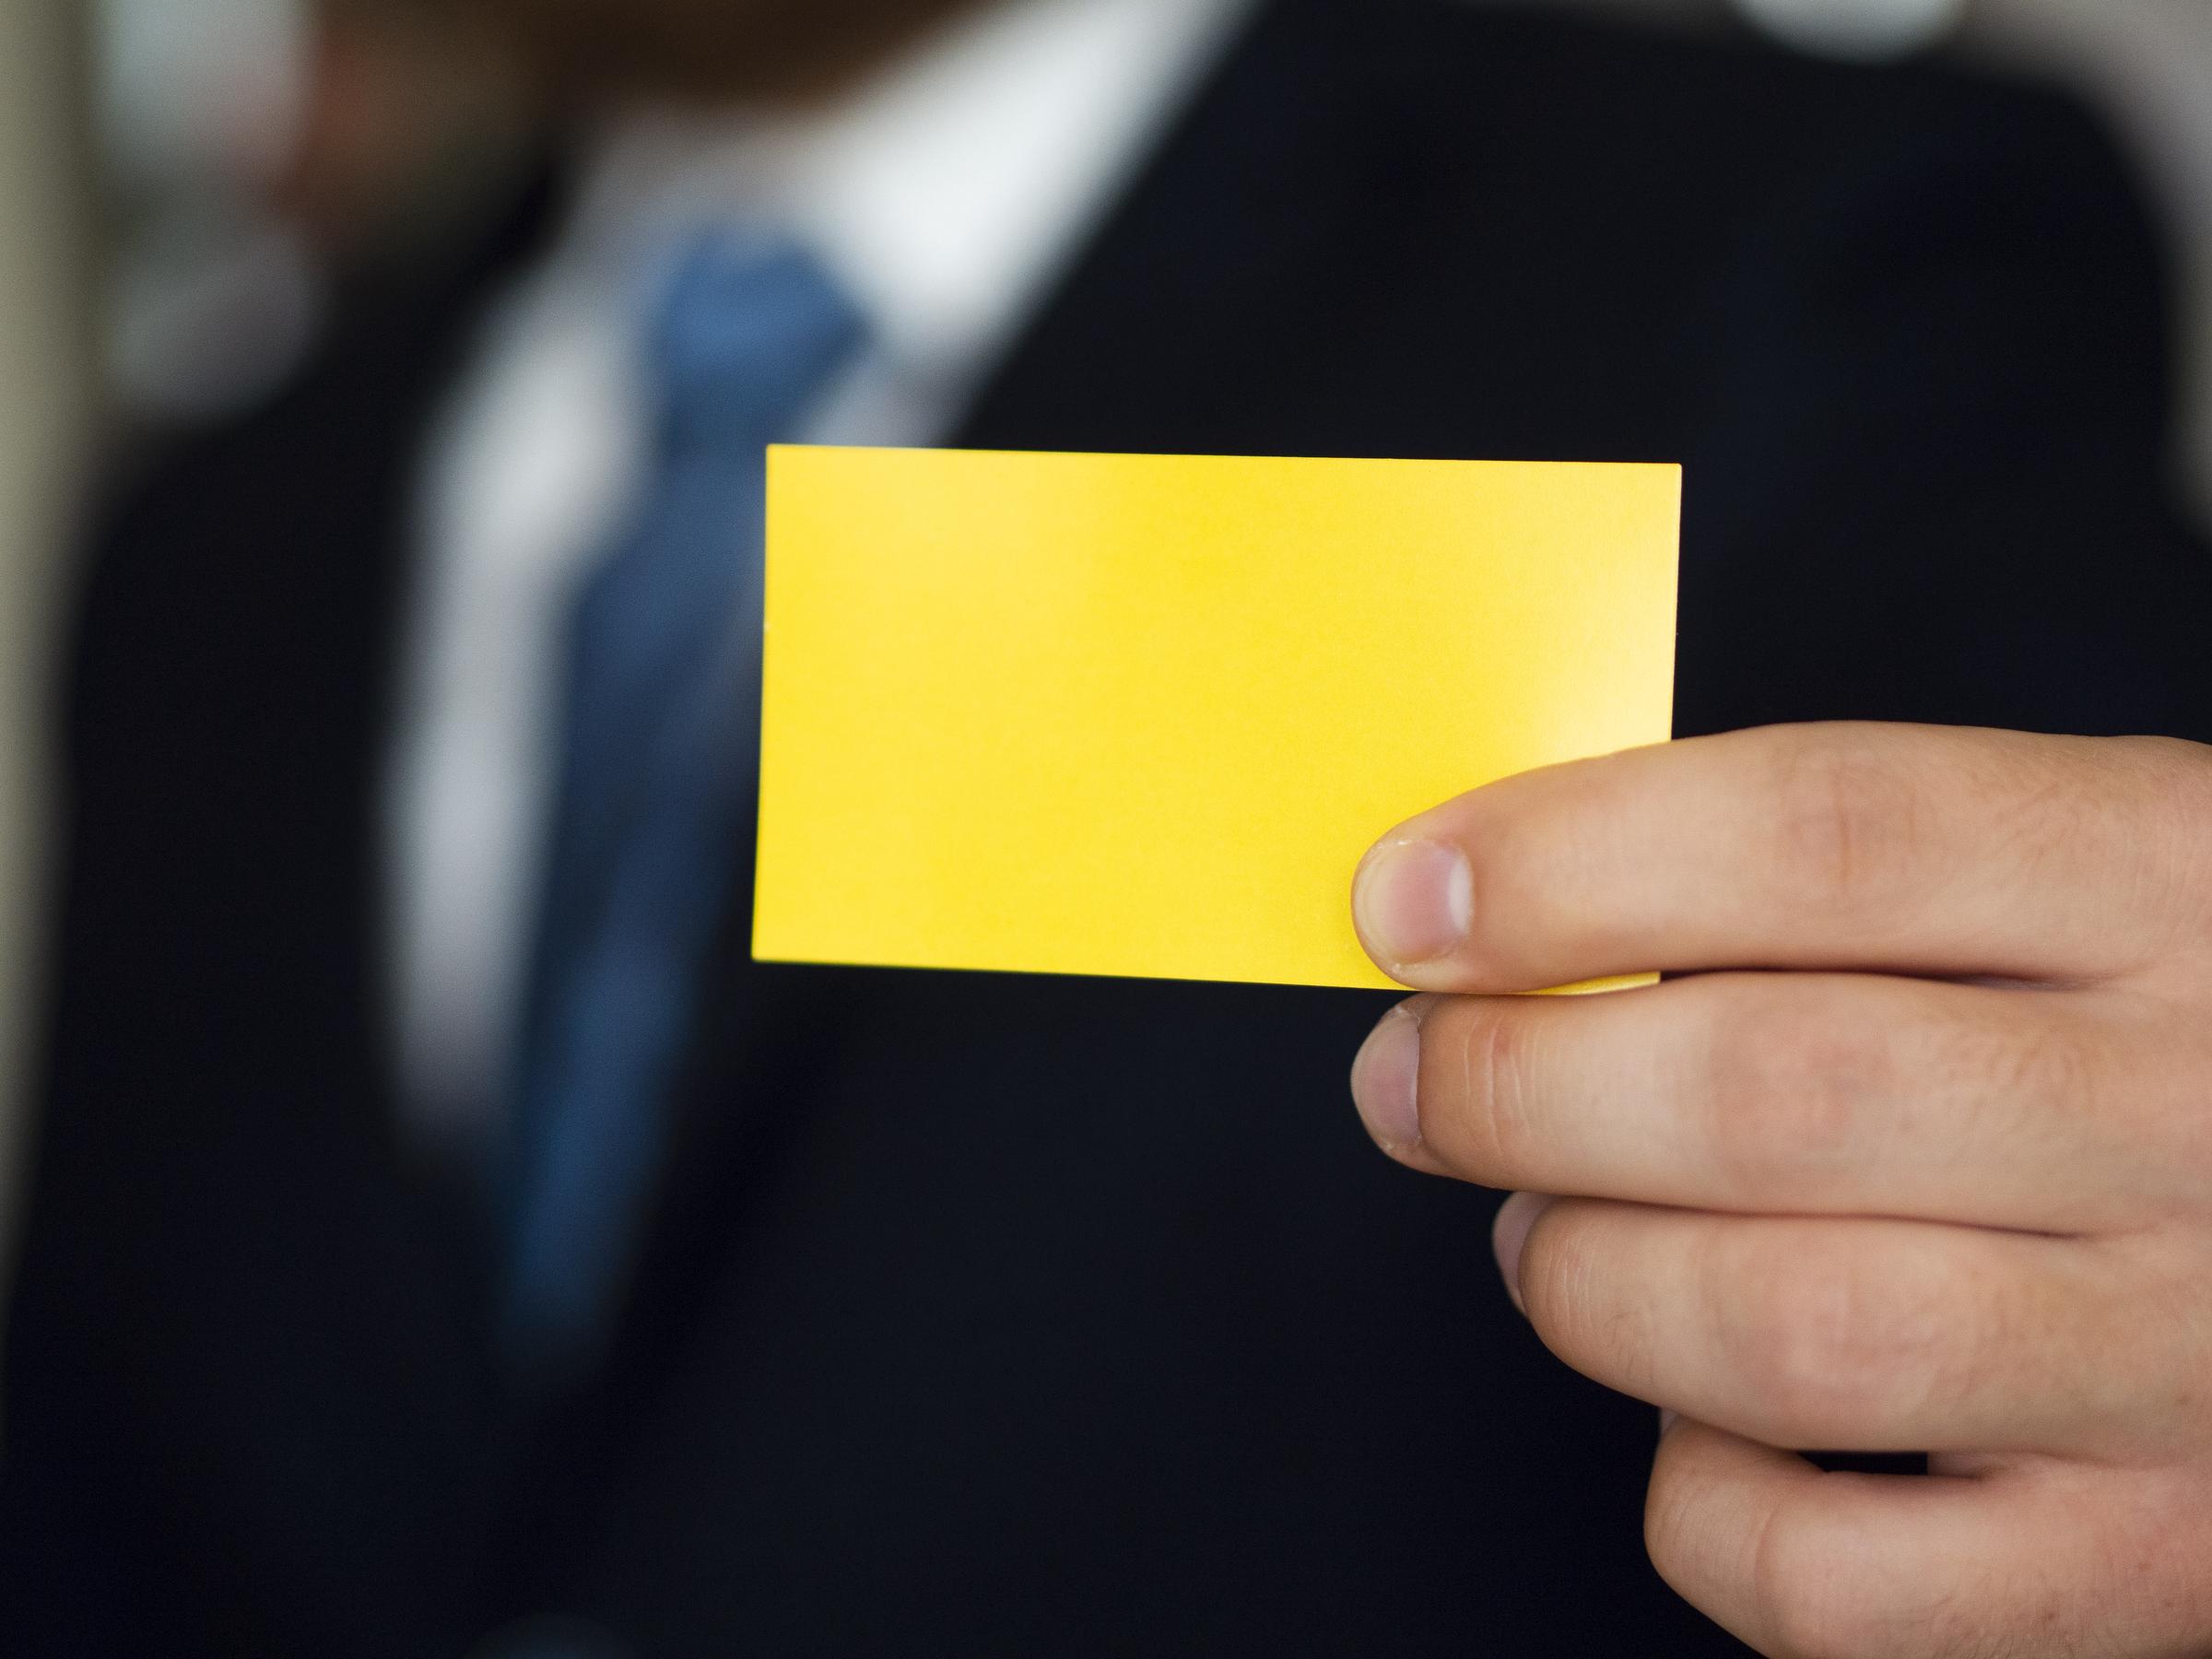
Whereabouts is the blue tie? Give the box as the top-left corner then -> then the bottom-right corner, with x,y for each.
502,235 -> 865,1370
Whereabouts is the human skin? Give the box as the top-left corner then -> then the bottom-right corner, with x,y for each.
1347,722 -> 2212,1656
453,0 -> 992,105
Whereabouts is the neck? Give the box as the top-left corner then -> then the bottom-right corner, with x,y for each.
527,0 -> 994,116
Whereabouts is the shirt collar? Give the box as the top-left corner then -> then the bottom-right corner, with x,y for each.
560,0 -> 1261,375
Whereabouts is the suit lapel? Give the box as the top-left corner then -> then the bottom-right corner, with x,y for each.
958,0 -> 1398,455
244,159 -> 571,1135
589,0 -> 1486,1407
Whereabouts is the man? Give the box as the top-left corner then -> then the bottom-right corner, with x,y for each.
3,0 -> 2207,1653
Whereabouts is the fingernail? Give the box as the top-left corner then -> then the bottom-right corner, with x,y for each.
1491,1192 -> 1554,1317
1350,1004 -> 1423,1153
1353,839 -> 1473,970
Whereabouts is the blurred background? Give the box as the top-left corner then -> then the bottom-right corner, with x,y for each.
3,0 -> 2212,1264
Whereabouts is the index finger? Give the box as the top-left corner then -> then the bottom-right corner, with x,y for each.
1349,723 -> 2210,993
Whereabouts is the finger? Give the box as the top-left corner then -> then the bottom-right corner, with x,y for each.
1505,1199 -> 2159,1457
1350,973 -> 2173,1234
1647,1423 -> 2212,1658
1349,724 -> 2212,994
1489,1190 -> 1552,1316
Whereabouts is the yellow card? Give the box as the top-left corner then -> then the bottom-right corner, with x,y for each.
754,447 -> 1678,991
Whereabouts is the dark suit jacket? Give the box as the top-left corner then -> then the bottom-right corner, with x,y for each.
6,2 -> 2208,1653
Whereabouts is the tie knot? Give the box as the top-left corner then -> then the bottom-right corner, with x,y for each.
644,233 -> 866,446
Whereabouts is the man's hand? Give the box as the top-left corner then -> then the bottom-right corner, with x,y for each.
1347,723 -> 2212,1657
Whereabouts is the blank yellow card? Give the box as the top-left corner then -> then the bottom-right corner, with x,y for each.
754,447 -> 1678,991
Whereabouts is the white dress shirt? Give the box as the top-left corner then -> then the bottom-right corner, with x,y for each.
385,0 -> 1257,1144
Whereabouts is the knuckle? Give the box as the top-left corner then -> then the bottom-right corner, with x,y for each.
1702,992 -> 1895,1206
2092,1482 -> 2212,1642
2121,736 -> 2212,958
1712,1233 -> 1959,1438
1923,1008 -> 2099,1208
2165,1055 -> 2212,1207
1896,995 -> 2089,1184
1703,982 -> 2100,1214
1770,727 -> 1928,914
2037,737 -> 2212,979
1953,1010 -> 2091,1158
2117,734 -> 2212,812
